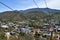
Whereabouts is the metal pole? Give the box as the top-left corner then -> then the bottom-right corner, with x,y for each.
50,31 -> 53,40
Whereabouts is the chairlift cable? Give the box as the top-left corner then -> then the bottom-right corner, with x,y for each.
33,0 -> 39,8
0,1 -> 13,10
43,0 -> 48,8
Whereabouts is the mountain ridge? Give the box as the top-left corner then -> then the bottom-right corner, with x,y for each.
0,8 -> 60,13
20,8 -> 60,14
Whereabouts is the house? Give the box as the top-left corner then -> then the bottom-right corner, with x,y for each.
20,28 -> 31,34
56,27 -> 60,32
25,25 -> 33,30
1,24 -> 9,28
8,22 -> 15,27
40,25 -> 50,33
42,32 -> 55,37
43,23 -> 49,26
10,31 -> 15,35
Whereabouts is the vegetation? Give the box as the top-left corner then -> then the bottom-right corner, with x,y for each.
0,8 -> 60,40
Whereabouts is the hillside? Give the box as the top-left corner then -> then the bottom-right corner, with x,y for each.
0,11 -> 26,22
0,8 -> 60,22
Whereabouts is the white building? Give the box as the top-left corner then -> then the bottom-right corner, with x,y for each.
1,24 -> 9,28
21,28 -> 31,34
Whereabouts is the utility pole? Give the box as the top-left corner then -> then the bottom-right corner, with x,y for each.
50,31 -> 53,40
49,27 -> 54,40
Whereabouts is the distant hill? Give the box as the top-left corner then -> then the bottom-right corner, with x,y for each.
21,8 -> 60,14
0,8 -> 60,22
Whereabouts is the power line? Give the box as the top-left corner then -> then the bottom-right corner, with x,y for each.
33,0 -> 39,8
0,1 -> 13,10
43,0 -> 48,8
43,0 -> 52,24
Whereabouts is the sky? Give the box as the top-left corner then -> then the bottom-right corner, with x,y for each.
0,0 -> 60,12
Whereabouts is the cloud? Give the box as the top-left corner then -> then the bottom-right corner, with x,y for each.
38,0 -> 60,10
47,0 -> 60,9
27,0 -> 60,10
